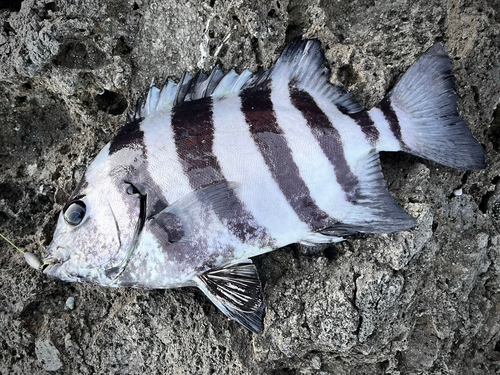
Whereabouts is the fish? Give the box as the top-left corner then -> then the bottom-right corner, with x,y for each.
40,39 -> 486,333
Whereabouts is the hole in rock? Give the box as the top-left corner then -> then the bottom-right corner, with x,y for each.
95,90 -> 128,115
0,0 -> 23,11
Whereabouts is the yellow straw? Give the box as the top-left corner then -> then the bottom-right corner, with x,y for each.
0,233 -> 25,255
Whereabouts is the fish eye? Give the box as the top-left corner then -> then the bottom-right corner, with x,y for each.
126,184 -> 141,195
63,200 -> 87,226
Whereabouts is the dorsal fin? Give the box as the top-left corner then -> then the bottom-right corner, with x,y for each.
140,67 -> 251,117
270,38 -> 363,114
138,38 -> 362,119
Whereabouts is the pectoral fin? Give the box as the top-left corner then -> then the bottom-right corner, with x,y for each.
148,181 -> 241,244
195,259 -> 266,333
163,181 -> 241,218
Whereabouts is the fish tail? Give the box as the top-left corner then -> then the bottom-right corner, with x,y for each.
370,44 -> 485,170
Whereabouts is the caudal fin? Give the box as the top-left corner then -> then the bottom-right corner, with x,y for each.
372,43 -> 485,170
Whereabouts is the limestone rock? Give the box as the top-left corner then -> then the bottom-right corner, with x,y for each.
1,0 -> 499,373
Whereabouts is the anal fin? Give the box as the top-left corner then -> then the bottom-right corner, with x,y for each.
195,259 -> 266,333
300,232 -> 344,246
328,151 -> 417,235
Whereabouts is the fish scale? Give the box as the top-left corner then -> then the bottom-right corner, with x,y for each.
41,39 -> 485,333
288,87 -> 359,199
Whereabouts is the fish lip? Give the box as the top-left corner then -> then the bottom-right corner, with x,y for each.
42,257 -> 60,265
42,245 -> 66,272
41,257 -> 61,274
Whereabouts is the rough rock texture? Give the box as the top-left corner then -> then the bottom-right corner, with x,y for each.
1,0 -> 499,373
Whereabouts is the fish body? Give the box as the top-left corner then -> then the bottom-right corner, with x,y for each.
43,40 -> 485,332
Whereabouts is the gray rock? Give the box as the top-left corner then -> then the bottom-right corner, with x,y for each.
65,297 -> 75,310
1,0 -> 499,374
34,337 -> 63,372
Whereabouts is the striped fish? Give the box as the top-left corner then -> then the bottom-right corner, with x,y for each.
41,39 -> 485,333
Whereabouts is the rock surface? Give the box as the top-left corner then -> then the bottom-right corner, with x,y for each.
1,0 -> 499,373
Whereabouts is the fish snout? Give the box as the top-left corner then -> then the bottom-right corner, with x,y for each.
41,244 -> 67,273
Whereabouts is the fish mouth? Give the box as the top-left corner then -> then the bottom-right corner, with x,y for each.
41,245 -> 67,274
42,256 -> 60,265
41,256 -> 60,271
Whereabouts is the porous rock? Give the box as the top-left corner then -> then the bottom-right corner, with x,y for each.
1,0 -> 499,373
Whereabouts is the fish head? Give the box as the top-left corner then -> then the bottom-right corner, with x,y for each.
43,143 -> 145,285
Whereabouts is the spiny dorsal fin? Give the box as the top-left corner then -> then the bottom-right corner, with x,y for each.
141,66 -> 250,117
127,97 -> 145,123
195,260 -> 266,333
138,38 -> 363,120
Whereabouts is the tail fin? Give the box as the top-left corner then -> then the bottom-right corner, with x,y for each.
372,43 -> 485,170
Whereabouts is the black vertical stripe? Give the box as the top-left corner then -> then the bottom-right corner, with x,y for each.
171,97 -> 222,188
378,97 -> 407,149
69,176 -> 88,201
240,84 -> 334,230
171,97 -> 267,243
109,118 -> 146,156
335,104 -> 380,145
289,87 -> 359,200
348,111 -> 379,145
109,117 -> 168,221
